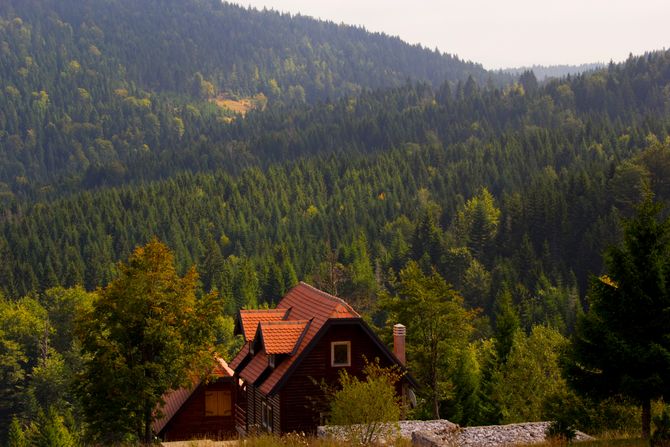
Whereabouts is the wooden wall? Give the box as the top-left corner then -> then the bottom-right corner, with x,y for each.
279,322 -> 397,434
246,384 -> 281,434
161,380 -> 236,441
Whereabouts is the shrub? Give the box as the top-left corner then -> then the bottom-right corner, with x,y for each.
327,360 -> 404,445
653,409 -> 670,447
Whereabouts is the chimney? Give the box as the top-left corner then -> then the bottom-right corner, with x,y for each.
393,324 -> 406,365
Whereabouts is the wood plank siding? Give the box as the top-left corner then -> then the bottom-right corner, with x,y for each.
279,323 -> 397,433
161,380 -> 236,441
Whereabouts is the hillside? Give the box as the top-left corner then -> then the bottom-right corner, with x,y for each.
2,2 -> 670,442
0,0 -> 511,191
2,50 -> 669,309
504,63 -> 605,81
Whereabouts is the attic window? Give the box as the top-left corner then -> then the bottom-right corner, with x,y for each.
331,341 -> 351,367
269,354 -> 276,368
205,390 -> 232,417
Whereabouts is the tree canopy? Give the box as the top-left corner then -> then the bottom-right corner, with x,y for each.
76,239 -> 223,443
570,198 -> 670,438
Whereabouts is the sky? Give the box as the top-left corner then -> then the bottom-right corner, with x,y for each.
232,0 -> 669,69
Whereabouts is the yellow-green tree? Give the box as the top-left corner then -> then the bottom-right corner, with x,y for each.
455,187 -> 501,259
77,239 -> 223,444
382,261 -> 476,419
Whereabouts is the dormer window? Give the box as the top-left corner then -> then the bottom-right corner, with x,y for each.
331,341 -> 351,367
269,354 -> 276,368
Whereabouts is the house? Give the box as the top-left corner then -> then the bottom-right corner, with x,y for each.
152,358 -> 237,441
229,282 -> 414,435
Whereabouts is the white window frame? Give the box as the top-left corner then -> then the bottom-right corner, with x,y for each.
261,400 -> 273,432
331,341 -> 351,367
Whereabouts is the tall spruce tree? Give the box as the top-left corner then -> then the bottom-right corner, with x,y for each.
569,198 -> 670,439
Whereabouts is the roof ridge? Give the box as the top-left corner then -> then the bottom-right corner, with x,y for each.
261,319 -> 311,326
297,281 -> 360,317
240,308 -> 286,313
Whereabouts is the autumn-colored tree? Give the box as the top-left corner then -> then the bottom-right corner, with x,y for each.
76,239 -> 223,444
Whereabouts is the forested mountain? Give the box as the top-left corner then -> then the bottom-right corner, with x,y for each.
2,50 -> 669,329
504,63 -> 605,81
2,0 -> 670,441
0,0 -> 509,190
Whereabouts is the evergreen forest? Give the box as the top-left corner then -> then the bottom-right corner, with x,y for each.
1,0 -> 670,444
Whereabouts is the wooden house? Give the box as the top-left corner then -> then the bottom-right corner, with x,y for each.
153,358 -> 237,441
229,282 -> 414,435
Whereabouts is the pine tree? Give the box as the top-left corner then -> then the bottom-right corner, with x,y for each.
570,198 -> 670,439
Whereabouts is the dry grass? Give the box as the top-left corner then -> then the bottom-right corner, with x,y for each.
528,437 -> 648,447
211,96 -> 256,115
241,432 -> 412,446
165,433 -> 413,447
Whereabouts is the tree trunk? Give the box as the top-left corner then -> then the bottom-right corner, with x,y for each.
432,369 -> 440,419
144,401 -> 152,444
642,398 -> 651,440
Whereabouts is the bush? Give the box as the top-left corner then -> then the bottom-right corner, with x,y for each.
327,360 -> 404,445
652,409 -> 670,447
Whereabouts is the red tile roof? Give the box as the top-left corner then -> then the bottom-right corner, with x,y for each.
229,342 -> 250,370
257,320 -> 311,355
238,348 -> 270,384
238,308 -> 288,341
235,282 -> 361,395
152,357 -> 233,434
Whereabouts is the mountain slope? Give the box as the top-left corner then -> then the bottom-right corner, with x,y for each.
0,0 -> 510,192
0,0 -> 503,101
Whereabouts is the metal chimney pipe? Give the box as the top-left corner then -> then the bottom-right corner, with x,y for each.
393,323 -> 406,365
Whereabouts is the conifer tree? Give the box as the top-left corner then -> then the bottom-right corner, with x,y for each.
570,198 -> 670,439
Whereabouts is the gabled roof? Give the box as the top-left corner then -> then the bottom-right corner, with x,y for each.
236,282 -> 373,395
152,357 -> 234,434
256,320 -> 312,355
236,308 -> 289,341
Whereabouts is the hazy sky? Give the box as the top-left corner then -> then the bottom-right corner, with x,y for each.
232,0 -> 669,69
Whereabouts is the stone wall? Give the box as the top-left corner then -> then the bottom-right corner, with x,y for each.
318,420 -> 593,446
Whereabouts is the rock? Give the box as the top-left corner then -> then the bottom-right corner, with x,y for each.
318,419 -> 594,446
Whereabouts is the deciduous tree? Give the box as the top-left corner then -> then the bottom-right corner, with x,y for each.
76,239 -> 222,444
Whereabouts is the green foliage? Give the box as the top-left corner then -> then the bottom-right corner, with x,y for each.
450,344 -> 484,426
653,409 -> 670,447
28,407 -> 77,447
455,187 -> 501,259
570,197 -> 670,438
76,239 -> 223,444
328,361 -> 403,446
382,261 -> 476,419
546,419 -> 577,443
493,325 -> 569,423
493,288 -> 520,362
7,417 -> 27,447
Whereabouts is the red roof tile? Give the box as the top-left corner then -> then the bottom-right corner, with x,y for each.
235,283 -> 364,395
257,320 -> 311,355
229,342 -> 250,370
152,357 -> 233,434
238,349 -> 270,384
238,309 -> 288,341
